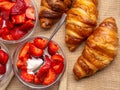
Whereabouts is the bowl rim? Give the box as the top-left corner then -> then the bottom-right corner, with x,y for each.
12,36 -> 66,89
0,41 -> 12,86
0,0 -> 38,44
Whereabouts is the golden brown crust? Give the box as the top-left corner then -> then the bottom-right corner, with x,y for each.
73,17 -> 119,80
39,0 -> 73,29
65,0 -> 98,51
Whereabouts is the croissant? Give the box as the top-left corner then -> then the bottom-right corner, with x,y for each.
73,17 -> 119,80
65,0 -> 98,51
39,0 -> 72,29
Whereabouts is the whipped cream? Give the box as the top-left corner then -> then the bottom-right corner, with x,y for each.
27,57 -> 43,74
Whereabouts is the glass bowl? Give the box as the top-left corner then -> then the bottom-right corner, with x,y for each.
0,0 -> 38,44
0,41 -> 12,86
12,36 -> 66,89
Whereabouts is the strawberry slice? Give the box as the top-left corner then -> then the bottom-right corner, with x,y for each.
0,16 -> 3,29
29,43 -> 43,57
34,37 -> 47,49
0,27 -> 10,37
5,20 -> 14,29
51,54 -> 64,62
11,27 -> 26,40
2,34 -> 14,40
0,64 -> 6,74
11,0 -> 27,15
1,10 -> 10,20
36,55 -> 52,83
16,59 -> 27,71
52,62 -> 64,74
48,41 -> 59,55
12,14 -> 26,24
0,1 -> 15,10
20,71 -> 34,82
0,49 -> 9,65
43,68 -> 56,85
20,20 -> 34,32
25,6 -> 35,20
19,42 -> 30,61
34,75 -> 41,84
24,0 -> 30,7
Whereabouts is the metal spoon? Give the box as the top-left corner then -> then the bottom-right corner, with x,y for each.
33,13 -> 67,73
45,13 -> 67,47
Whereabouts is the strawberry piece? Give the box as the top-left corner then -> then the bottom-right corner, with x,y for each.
20,20 -> 34,32
0,49 -> 9,65
36,55 -> 52,83
16,59 -> 27,71
34,37 -> 47,49
19,42 -> 30,61
20,71 -> 34,82
34,75 -> 41,84
1,10 -> 10,20
11,27 -> 26,40
5,20 -> 14,29
48,41 -> 59,55
52,62 -> 64,74
2,34 -> 14,40
0,64 -> 6,74
25,6 -> 35,20
0,27 -> 10,36
11,0 -> 27,15
24,0 -> 30,7
0,16 -> 3,29
29,43 -> 43,57
12,14 -> 26,24
0,1 -> 15,10
51,54 -> 64,62
43,68 -> 56,85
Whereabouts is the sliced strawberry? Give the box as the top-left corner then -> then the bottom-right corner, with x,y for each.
5,20 -> 14,29
24,0 -> 30,7
19,42 -> 30,61
1,10 -> 10,20
2,34 -> 14,40
0,16 -> 3,29
0,27 -> 10,36
25,6 -> 35,20
11,0 -> 27,15
12,14 -> 26,24
34,75 -> 41,84
29,43 -> 43,57
0,49 -> 9,65
20,71 -> 34,82
34,37 -> 47,49
20,20 -> 34,32
48,41 -> 59,55
0,64 -> 6,74
0,1 -> 15,10
52,62 -> 64,74
36,55 -> 52,82
51,54 -> 64,62
11,27 -> 26,40
16,59 -> 27,71
43,68 -> 56,85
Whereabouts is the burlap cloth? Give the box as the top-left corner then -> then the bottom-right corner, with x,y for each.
1,0 -> 120,90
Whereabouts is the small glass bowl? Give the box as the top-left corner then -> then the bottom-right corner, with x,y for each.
0,41 -> 12,86
0,0 -> 38,44
12,36 -> 66,89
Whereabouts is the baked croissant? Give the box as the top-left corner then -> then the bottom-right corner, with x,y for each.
39,0 -> 72,29
73,17 -> 119,80
65,0 -> 98,51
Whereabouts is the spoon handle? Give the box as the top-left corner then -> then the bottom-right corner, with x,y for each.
46,13 -> 67,46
